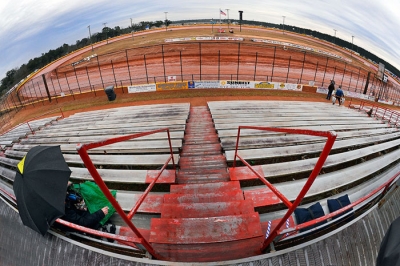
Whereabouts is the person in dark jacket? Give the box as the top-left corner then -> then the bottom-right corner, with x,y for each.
62,181 -> 109,230
326,80 -> 335,100
63,202 -> 108,230
333,85 -> 344,106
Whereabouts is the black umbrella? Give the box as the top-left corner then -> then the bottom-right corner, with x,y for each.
13,146 -> 71,235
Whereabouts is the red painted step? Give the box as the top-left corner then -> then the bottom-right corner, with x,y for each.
170,181 -> 241,194
163,190 -> 244,204
149,213 -> 263,244
161,200 -> 255,218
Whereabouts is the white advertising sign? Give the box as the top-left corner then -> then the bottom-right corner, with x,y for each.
128,84 -> 156,93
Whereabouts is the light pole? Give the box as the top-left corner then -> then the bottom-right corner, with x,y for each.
333,29 -> 337,44
130,18 -> 134,40
164,12 -> 168,31
351,35 -> 355,58
226,9 -> 230,29
103,22 -> 108,44
87,25 -> 93,52
282,16 -> 286,34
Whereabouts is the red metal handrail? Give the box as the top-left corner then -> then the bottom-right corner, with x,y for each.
277,170 -> 400,240
351,100 -> 400,127
231,125 -> 337,253
77,128 -> 175,260
0,107 -> 64,136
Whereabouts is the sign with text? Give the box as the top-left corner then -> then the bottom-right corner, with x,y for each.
128,84 -> 156,93
156,82 -> 188,91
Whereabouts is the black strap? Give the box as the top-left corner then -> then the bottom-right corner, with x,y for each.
307,208 -> 315,220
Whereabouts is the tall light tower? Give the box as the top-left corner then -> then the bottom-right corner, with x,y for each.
351,35 -> 355,58
164,12 -> 168,31
103,22 -> 108,44
130,18 -> 134,40
87,25 -> 93,52
333,29 -> 337,44
282,16 -> 286,34
226,9 -> 230,29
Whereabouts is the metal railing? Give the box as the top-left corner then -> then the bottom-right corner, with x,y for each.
276,170 -> 400,241
76,128 -> 175,259
231,125 -> 337,252
0,107 -> 64,138
349,99 -> 400,127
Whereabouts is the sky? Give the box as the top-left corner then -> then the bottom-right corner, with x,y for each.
1,0 -> 400,82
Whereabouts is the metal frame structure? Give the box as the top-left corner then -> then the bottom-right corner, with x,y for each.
232,126 -> 337,252
350,99 -> 400,127
76,128 -> 176,259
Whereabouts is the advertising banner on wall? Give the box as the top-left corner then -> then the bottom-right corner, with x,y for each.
188,81 -> 221,89
254,82 -> 303,91
220,80 -> 255,88
128,84 -> 156,93
156,82 -> 188,91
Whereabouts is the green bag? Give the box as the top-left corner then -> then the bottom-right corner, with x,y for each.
73,181 -> 117,225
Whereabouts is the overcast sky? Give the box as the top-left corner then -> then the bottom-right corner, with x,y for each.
1,0 -> 399,81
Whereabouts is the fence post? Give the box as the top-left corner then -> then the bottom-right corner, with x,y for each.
180,51 -> 183,81
49,75 -> 58,103
218,50 -> 220,81
363,72 -> 371,95
356,67 -> 361,92
322,57 -> 329,87
27,85 -> 35,107
162,44 -> 166,83
111,60 -> 117,87
254,52 -> 258,81
237,42 -> 241,80
341,63 -> 346,85
125,50 -> 133,85
313,61 -> 319,83
96,56 -> 104,88
333,66 -> 337,82
73,66 -> 82,93
36,82 -> 45,105
41,74 -> 52,102
299,52 -> 306,84
55,69 -> 63,94
86,66 -> 93,95
144,54 -> 149,84
199,42 -> 202,81
271,46 -> 276,82
286,56 -> 291,83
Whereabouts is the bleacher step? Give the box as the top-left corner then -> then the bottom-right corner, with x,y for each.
170,181 -> 241,194
163,190 -> 244,203
149,213 -> 263,244
161,200 -> 255,218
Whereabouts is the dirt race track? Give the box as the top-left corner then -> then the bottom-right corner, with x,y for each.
1,24 -> 397,131
14,25 -> 398,102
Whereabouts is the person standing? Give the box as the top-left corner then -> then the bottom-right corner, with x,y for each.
333,85 -> 344,106
326,80 -> 335,100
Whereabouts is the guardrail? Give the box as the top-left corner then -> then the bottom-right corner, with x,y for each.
76,128 -> 175,259
231,125 -> 337,252
349,99 -> 400,127
0,107 -> 64,138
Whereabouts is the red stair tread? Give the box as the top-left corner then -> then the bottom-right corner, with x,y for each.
145,169 -> 176,184
244,187 -> 282,207
170,181 -> 240,194
161,200 -> 255,218
128,194 -> 164,213
164,190 -> 244,203
229,166 -> 265,181
152,237 -> 263,262
149,213 -> 263,244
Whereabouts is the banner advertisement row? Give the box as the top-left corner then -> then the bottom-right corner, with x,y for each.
165,36 -> 244,42
128,81 -> 303,93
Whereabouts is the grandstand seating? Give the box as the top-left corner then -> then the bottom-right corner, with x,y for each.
0,100 -> 399,262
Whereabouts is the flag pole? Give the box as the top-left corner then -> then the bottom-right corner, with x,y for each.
219,8 -> 221,31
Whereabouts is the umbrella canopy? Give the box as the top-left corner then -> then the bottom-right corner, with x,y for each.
13,145 -> 71,235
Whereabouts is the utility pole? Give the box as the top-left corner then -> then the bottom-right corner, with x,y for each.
164,12 -> 168,31
333,29 -> 337,44
130,18 -> 134,40
282,16 -> 286,34
87,25 -> 93,52
103,22 -> 108,44
226,9 -> 230,29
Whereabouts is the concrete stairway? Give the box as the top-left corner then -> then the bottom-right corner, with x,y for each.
149,106 -> 264,262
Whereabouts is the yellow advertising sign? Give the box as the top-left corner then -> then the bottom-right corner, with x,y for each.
254,82 -> 275,89
156,82 -> 188,91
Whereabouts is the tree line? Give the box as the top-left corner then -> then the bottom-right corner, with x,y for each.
1,18 -> 398,96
